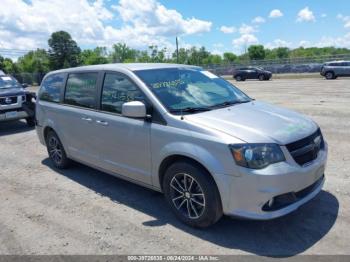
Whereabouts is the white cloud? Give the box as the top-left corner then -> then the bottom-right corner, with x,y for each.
252,16 -> 266,24
269,9 -> 283,18
115,0 -> 211,36
0,0 -> 212,52
213,43 -> 224,49
296,7 -> 316,22
296,34 -> 350,48
219,26 -> 236,34
315,33 -> 350,47
337,14 -> 350,29
265,39 -> 292,49
232,34 -> 258,47
239,24 -> 256,34
299,40 -> 311,47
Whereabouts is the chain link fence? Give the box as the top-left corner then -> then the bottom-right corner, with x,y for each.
7,53 -> 350,84
203,53 -> 350,76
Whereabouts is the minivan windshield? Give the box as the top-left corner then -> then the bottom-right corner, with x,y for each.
135,68 -> 251,113
0,76 -> 22,89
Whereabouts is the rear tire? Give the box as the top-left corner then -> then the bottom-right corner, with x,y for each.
45,131 -> 71,169
325,71 -> 335,80
163,161 -> 223,228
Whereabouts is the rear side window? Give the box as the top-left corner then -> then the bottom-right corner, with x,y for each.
39,74 -> 65,102
101,73 -> 146,114
64,73 -> 98,109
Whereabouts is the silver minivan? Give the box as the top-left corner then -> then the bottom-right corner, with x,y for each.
36,64 -> 327,227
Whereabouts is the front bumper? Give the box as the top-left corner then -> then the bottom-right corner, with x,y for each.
219,143 -> 328,220
0,109 -> 30,122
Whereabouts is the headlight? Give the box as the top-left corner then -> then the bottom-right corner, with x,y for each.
229,143 -> 285,169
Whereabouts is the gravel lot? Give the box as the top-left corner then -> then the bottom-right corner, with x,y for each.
0,78 -> 349,256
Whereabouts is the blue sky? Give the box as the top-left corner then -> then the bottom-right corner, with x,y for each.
0,0 -> 349,57
161,0 -> 350,53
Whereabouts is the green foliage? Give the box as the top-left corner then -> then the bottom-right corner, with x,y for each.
223,52 -> 237,63
80,47 -> 108,65
248,45 -> 266,60
0,57 -> 19,74
204,54 -> 222,65
17,49 -> 49,73
1,30 -> 350,78
48,31 -> 81,70
110,43 -> 137,63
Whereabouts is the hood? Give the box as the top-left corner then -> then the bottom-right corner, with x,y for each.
0,87 -> 25,97
186,101 -> 318,145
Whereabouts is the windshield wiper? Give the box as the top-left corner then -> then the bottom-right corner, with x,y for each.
210,100 -> 251,109
170,107 -> 212,114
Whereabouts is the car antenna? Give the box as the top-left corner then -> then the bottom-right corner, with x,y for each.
180,108 -> 184,120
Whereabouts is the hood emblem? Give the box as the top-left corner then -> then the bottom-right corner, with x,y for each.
5,97 -> 12,104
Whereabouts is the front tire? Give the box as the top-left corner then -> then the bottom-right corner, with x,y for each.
46,131 -> 71,169
235,75 -> 244,81
325,71 -> 335,80
163,161 -> 223,228
258,74 -> 265,81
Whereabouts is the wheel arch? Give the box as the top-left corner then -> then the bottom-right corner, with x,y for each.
158,154 -> 220,195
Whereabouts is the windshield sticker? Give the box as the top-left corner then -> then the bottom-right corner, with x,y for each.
1,76 -> 12,81
201,71 -> 218,79
152,79 -> 185,89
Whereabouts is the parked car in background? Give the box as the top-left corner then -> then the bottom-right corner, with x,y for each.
321,61 -> 350,80
36,64 -> 327,228
233,67 -> 272,81
0,71 -> 36,126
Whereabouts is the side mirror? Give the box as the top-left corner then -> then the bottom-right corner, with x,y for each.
122,101 -> 147,118
22,83 -> 29,88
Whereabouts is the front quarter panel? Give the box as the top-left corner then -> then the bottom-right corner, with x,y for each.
151,114 -> 243,189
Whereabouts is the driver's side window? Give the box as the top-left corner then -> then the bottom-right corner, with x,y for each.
101,73 -> 146,114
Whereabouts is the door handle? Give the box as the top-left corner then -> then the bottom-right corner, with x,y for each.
81,117 -> 93,122
96,120 -> 109,126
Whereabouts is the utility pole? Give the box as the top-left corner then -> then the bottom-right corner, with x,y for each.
176,36 -> 179,63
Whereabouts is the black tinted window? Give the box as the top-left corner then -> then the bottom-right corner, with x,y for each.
101,73 -> 146,114
39,74 -> 65,102
64,73 -> 98,109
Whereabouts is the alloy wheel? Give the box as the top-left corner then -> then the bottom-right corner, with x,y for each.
169,173 -> 206,219
48,136 -> 63,165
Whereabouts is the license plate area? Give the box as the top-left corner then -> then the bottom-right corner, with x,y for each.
5,111 -> 18,119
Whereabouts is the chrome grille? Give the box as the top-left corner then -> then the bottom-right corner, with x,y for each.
0,96 -> 18,105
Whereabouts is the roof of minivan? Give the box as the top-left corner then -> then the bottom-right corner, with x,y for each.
47,63 -> 202,75
325,60 -> 349,64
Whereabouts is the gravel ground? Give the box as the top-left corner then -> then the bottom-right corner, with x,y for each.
0,78 -> 349,256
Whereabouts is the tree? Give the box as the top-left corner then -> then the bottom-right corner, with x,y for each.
223,52 -> 237,63
276,47 -> 290,59
15,49 -> 49,84
248,45 -> 266,60
204,54 -> 222,65
148,45 -> 168,63
80,47 -> 108,65
2,58 -> 19,74
48,31 -> 81,70
110,43 -> 137,63
17,49 -> 49,73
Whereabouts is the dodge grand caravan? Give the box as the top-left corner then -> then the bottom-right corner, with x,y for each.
36,64 -> 327,227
